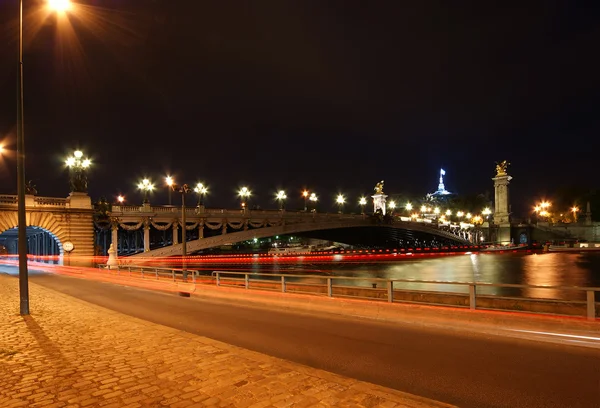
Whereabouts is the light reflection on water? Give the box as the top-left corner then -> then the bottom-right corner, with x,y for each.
186,252 -> 600,301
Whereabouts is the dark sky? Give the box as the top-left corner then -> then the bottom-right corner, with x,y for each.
0,1 -> 599,213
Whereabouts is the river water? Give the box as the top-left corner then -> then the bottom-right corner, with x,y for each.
182,251 -> 600,301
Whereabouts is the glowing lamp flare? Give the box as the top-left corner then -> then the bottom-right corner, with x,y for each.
388,201 -> 396,209
359,197 -> 367,206
406,202 -> 413,211
336,195 -> 345,205
48,0 -> 72,11
276,190 -> 287,200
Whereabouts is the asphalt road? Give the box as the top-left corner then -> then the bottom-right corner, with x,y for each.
26,273 -> 600,408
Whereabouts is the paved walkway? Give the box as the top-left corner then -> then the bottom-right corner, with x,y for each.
0,274 -> 452,408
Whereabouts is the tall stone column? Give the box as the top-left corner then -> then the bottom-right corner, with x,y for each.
172,222 -> 179,245
492,161 -> 512,245
198,221 -> 204,239
143,218 -> 150,252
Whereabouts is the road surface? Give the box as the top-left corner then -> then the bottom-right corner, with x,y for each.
19,272 -> 600,407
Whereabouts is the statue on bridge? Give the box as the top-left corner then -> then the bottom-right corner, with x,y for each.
495,160 -> 510,176
69,168 -> 88,193
25,180 -> 37,195
374,180 -> 384,195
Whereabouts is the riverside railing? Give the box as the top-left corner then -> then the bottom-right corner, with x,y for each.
97,265 -> 599,320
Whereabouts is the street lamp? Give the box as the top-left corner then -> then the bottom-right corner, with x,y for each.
172,183 -> 192,280
388,200 -> 396,213
17,0 -> 74,315
117,195 -> 125,205
406,202 -> 413,212
336,194 -> 345,213
482,207 -> 492,223
359,197 -> 367,214
302,190 -> 309,211
194,183 -> 208,207
137,178 -> 154,204
571,206 -> 579,222
238,187 -> 251,210
48,0 -> 72,11
276,190 -> 286,210
445,209 -> 452,217
65,150 -> 92,193
165,176 -> 174,205
309,192 -> 318,211
457,211 -> 464,219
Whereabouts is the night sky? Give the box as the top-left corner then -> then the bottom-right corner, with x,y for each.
0,1 -> 599,214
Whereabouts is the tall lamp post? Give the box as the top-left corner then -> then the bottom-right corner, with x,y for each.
309,192 -> 318,211
17,0 -> 72,315
165,176 -> 174,205
302,190 -> 309,211
65,150 -> 91,192
359,197 -> 367,214
276,190 -> 286,210
336,194 -> 345,214
238,187 -> 251,210
137,179 -> 154,204
173,183 -> 191,280
194,183 -> 208,207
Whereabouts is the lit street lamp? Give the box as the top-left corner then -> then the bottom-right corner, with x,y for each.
165,176 -> 174,205
65,150 -> 92,193
172,183 -> 192,280
17,0 -> 73,315
406,202 -> 413,212
309,192 -> 318,211
571,206 -> 579,222
302,190 -> 309,211
137,178 -> 154,204
359,197 -> 367,214
336,194 -> 345,213
194,183 -> 208,207
238,187 -> 251,210
117,195 -> 125,205
276,190 -> 287,210
388,200 -> 396,213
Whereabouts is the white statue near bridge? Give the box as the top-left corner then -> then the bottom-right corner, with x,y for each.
372,180 -> 388,215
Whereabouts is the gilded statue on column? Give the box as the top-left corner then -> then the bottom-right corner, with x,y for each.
374,180 -> 385,195
495,160 -> 510,176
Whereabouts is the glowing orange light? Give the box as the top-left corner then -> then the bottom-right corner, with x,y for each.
48,0 -> 71,12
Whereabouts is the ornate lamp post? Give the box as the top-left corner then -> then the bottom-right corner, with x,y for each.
302,190 -> 309,211
117,195 -> 125,205
309,193 -> 318,211
65,150 -> 92,193
336,194 -> 345,214
388,200 -> 396,214
359,197 -> 367,214
172,183 -> 192,280
194,183 -> 208,207
165,176 -> 174,205
406,202 -> 413,214
276,190 -> 286,210
571,206 -> 579,222
137,179 -> 154,204
238,187 -> 251,210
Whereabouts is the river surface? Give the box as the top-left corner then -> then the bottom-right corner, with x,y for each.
179,251 -> 600,301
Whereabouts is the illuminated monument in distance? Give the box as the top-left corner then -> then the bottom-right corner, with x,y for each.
493,160 -> 512,244
426,169 -> 454,202
372,180 -> 387,215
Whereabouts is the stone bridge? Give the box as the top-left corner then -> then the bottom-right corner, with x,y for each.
0,193 -> 94,258
112,203 -> 471,259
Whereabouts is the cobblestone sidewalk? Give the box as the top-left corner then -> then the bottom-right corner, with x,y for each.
0,274 -> 452,408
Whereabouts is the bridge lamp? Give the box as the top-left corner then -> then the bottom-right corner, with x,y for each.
165,176 -> 175,205
302,190 -> 309,211
137,178 -> 154,204
309,192 -> 318,211
571,206 -> 579,222
433,207 -> 440,215
420,205 -> 427,214
276,190 -> 287,210
466,212 -> 472,219
411,213 -> 419,220
117,195 -> 125,204
456,211 -> 464,218
238,187 -> 251,208
65,150 -> 92,194
540,201 -> 551,209
336,194 -> 345,213
358,197 -> 367,214
388,200 -> 396,211
194,183 -> 208,206
445,209 -> 452,216
406,202 -> 413,212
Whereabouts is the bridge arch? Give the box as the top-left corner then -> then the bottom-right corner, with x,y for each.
130,219 -> 471,259
0,211 -> 67,255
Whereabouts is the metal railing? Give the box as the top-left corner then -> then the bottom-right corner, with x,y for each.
97,265 -> 599,320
